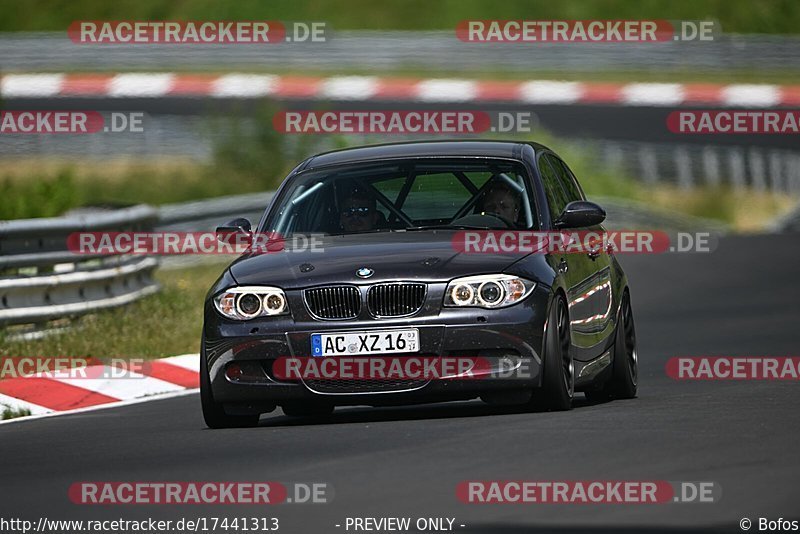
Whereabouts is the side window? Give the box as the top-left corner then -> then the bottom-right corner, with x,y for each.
548,155 -> 584,202
537,154 -> 569,220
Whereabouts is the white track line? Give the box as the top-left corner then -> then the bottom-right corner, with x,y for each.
108,73 -> 175,97
0,389 -> 199,426
161,353 -> 201,372
518,80 -> 584,104
0,74 -> 65,97
48,367 -> 186,400
415,79 -> 477,102
722,84 -> 781,107
622,83 -> 685,106
0,353 -> 202,425
211,73 -> 277,97
321,76 -> 378,100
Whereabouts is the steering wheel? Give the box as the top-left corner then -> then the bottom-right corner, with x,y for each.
478,211 -> 514,228
451,212 -> 512,229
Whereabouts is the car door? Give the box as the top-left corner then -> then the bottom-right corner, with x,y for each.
539,153 -> 614,359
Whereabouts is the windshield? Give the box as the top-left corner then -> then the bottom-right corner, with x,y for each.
263,159 -> 537,236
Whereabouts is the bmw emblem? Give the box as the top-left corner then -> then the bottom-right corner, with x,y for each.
356,267 -> 374,278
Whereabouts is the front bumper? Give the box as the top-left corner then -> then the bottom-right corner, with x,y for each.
202,284 -> 549,410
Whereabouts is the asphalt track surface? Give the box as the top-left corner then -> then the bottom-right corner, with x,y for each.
1,234 -> 798,533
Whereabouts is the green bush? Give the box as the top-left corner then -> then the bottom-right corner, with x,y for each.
0,170 -> 79,219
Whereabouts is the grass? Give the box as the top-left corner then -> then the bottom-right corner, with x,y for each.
0,261 -> 230,359
0,159 -> 248,219
1,404 -> 31,420
645,185 -> 796,231
0,0 -> 799,34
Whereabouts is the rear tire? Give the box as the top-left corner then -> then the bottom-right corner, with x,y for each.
607,291 -> 638,399
200,344 -> 260,429
530,294 -> 574,411
587,290 -> 637,401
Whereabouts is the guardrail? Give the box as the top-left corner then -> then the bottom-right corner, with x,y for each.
0,205 -> 159,332
0,194 -> 274,334
157,192 -> 273,232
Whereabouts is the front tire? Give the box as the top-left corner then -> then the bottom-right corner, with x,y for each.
531,294 -> 574,411
200,344 -> 260,429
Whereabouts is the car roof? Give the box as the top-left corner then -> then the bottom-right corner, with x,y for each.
301,140 -> 550,170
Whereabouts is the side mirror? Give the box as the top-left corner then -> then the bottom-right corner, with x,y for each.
554,201 -> 606,229
216,218 -> 252,244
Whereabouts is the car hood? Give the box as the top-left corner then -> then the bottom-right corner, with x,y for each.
228,231 -> 536,288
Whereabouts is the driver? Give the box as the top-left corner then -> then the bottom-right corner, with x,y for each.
339,188 -> 379,232
477,181 -> 522,226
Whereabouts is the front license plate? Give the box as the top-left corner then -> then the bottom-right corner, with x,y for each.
311,329 -> 419,357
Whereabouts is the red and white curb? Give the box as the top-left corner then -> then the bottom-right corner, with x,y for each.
2,73 -> 799,107
0,354 -> 199,425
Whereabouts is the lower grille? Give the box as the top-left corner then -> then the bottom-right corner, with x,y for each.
303,377 -> 429,394
304,286 -> 361,319
367,283 -> 426,317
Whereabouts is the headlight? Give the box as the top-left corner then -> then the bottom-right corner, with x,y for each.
444,275 -> 535,309
213,286 -> 289,320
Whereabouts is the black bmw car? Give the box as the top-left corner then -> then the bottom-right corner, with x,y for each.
201,140 -> 638,428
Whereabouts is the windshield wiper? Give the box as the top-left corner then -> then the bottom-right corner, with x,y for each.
326,228 -> 402,237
